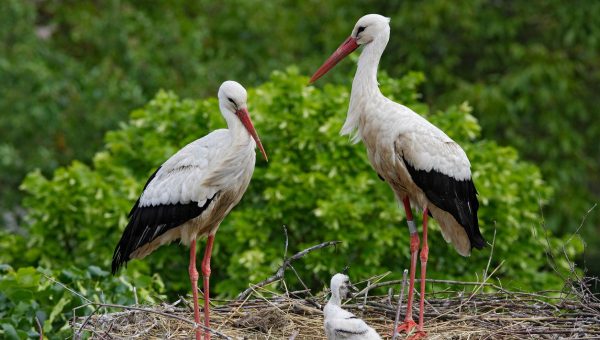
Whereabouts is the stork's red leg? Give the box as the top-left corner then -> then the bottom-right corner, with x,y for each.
201,235 -> 215,340
396,196 -> 418,334
409,208 -> 429,339
188,239 -> 201,340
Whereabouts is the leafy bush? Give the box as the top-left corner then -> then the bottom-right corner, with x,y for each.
0,264 -> 164,339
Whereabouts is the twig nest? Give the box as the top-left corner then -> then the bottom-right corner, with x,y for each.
233,307 -> 290,332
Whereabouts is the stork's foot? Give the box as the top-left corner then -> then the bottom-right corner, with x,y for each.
395,319 -> 417,333
407,330 -> 427,340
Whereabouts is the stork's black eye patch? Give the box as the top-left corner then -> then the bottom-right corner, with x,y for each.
357,26 -> 366,34
227,98 -> 235,104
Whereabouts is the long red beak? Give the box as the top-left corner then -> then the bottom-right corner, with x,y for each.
237,108 -> 268,161
309,36 -> 359,84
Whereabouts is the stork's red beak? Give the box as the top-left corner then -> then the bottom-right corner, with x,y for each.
309,36 -> 359,84
236,108 -> 268,161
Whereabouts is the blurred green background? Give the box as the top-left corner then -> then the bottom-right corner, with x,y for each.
1,0 -> 598,338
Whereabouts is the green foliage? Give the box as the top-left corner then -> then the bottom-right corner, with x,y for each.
0,264 -> 164,339
0,0 -> 145,210
2,2 -> 598,247
4,70 -> 581,338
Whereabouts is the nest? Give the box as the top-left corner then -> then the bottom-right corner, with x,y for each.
73,277 -> 600,339
72,234 -> 600,339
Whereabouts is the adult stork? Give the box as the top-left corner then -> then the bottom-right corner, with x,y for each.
309,14 -> 485,338
111,81 -> 267,340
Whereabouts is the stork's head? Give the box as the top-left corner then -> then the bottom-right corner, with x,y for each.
218,81 -> 267,161
330,273 -> 359,300
309,14 -> 390,84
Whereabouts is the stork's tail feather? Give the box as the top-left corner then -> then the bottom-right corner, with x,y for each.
111,246 -> 126,275
402,158 -> 485,254
111,198 -> 213,275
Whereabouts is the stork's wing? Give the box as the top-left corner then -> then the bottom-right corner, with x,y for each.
112,130 -> 230,273
327,312 -> 376,338
395,131 -> 485,250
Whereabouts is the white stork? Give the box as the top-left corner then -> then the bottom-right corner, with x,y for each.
310,14 -> 485,338
111,81 -> 267,340
324,273 -> 381,340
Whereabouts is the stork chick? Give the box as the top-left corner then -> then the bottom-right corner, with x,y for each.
324,273 -> 381,340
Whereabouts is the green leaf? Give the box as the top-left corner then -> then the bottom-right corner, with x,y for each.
1,323 -> 19,340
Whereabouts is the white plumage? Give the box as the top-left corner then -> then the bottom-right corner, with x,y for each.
310,13 -> 485,338
112,80 -> 267,340
139,130 -> 232,207
323,273 -> 381,340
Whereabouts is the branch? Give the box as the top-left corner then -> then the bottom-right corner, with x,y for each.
392,269 -> 408,340
236,240 -> 341,300
35,315 -> 43,340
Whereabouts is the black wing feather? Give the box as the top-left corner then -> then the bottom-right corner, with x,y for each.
403,157 -> 485,250
112,166 -> 214,274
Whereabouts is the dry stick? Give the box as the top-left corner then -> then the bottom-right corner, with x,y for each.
288,264 -> 313,297
133,286 -> 139,305
35,315 -> 44,340
361,280 -> 371,314
40,271 -> 92,303
482,226 -> 497,284
355,272 -> 390,291
43,272 -> 99,338
467,260 -> 505,301
537,198 -> 567,283
387,288 -> 393,306
561,204 -> 597,299
361,278 -> 496,292
245,285 -> 289,316
427,262 -> 505,324
236,240 -> 341,300
216,293 -> 253,332
101,323 -> 114,340
281,225 -> 292,298
77,302 -> 232,340
287,264 -> 321,309
551,219 -> 595,304
75,305 -> 101,339
563,203 -> 597,251
392,269 -> 409,340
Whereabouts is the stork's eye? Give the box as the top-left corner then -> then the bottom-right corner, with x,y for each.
357,26 -> 366,35
228,98 -> 236,105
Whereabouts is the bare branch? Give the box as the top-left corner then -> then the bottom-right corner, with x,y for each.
392,269 -> 408,340
236,240 -> 341,300
35,315 -> 44,340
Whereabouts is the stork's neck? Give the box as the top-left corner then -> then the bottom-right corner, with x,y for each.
221,108 -> 253,144
342,28 -> 389,141
353,34 -> 388,96
329,289 -> 342,307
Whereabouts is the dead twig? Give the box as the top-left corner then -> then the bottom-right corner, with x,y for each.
35,315 -> 43,340
236,240 -> 341,300
392,268 -> 408,340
